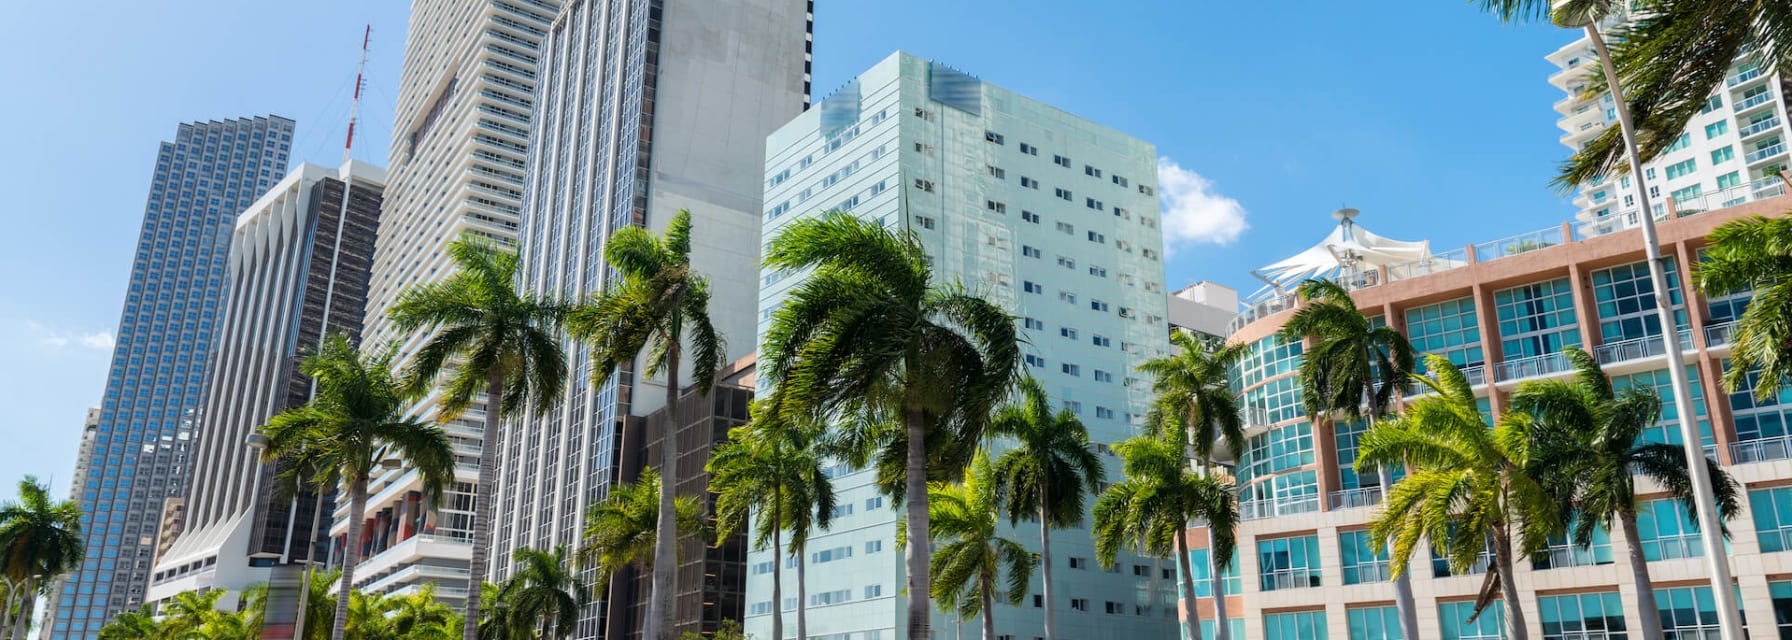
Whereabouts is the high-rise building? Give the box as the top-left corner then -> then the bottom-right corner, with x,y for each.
346,0 -> 561,603
70,408 -> 102,503
1549,12 -> 1790,237
49,115 -> 294,639
752,51 -> 1177,640
144,162 -> 385,611
1187,195 -> 1792,640
497,0 -> 810,635
1167,282 -> 1238,341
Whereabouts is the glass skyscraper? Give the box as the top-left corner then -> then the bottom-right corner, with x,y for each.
49,115 -> 293,639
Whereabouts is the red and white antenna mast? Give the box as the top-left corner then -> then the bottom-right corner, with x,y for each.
343,24 -> 370,163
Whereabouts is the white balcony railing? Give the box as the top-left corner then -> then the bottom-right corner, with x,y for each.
1343,561 -> 1391,585
1329,486 -> 1384,510
1259,567 -> 1322,591
1705,321 -> 1738,347
1736,91 -> 1776,112
1733,434 -> 1792,464
1240,496 -> 1321,521
1591,330 -> 1692,365
1748,143 -> 1788,165
1739,117 -> 1783,139
1494,351 -> 1576,382
1406,365 -> 1486,397
1474,226 -> 1567,263
1728,67 -> 1765,87
1532,544 -> 1611,570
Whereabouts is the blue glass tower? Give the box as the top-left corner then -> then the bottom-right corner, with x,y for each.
49,116 -> 293,639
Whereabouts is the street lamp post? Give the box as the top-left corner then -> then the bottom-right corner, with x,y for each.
1555,4 -> 1745,639
248,432 -> 326,640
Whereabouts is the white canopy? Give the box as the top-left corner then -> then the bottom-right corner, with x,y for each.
1251,210 -> 1433,293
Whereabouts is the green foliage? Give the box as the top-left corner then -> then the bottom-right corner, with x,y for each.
1137,331 -> 1249,464
1092,424 -> 1237,571
503,547 -> 588,640
1697,215 -> 1792,401
1280,279 -> 1414,423
898,453 -> 1035,620
96,577 -> 461,640
708,403 -> 835,553
565,209 -> 722,395
988,377 -> 1103,529
676,619 -> 748,640
578,468 -> 710,593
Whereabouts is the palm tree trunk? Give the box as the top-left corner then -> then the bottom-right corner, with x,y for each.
296,489 -> 325,640
1176,533 -> 1199,640
771,501 -> 784,640
333,479 -> 367,640
1036,486 -> 1056,640
1207,528 -> 1230,640
462,373 -> 506,640
9,576 -> 33,640
979,572 -> 995,640
1618,509 -> 1665,640
795,547 -> 809,640
1493,529 -> 1529,640
903,404 -> 931,640
647,342 -> 681,640
1378,466 -> 1418,640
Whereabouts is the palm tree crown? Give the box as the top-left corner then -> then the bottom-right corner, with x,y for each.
1697,215 -> 1792,401
1137,331 -> 1248,464
504,547 -> 589,640
903,452 -> 1034,640
0,475 -> 83,609
1280,279 -> 1414,422
578,468 -> 708,594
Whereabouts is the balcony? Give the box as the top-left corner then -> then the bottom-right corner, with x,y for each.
1591,330 -> 1692,365
1733,434 -> 1792,464
1259,567 -> 1322,591
1736,91 -> 1776,113
1739,117 -> 1783,140
1747,143 -> 1787,165
1386,247 -> 1470,283
1755,182 -> 1789,200
1474,226 -> 1567,263
1406,365 -> 1486,397
1343,561 -> 1391,585
1705,321 -> 1738,347
1494,351 -> 1576,382
1329,486 -> 1383,510
1240,496 -> 1320,521
1531,543 -> 1612,570
1728,67 -> 1766,87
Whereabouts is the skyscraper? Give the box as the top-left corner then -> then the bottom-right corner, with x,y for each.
498,1 -> 810,635
49,115 -> 294,640
752,51 -> 1177,640
345,0 -> 561,603
1549,10 -> 1790,236
144,161 -> 385,612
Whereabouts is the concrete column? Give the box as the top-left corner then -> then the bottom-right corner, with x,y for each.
1470,282 -> 1506,416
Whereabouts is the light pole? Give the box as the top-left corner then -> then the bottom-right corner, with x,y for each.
248,432 -> 327,640
1554,4 -> 1744,639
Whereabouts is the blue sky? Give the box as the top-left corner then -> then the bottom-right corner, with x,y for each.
0,1 -> 1573,500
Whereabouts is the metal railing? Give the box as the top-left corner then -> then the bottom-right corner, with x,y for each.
1647,534 -> 1703,560
1240,496 -> 1321,521
1748,143 -> 1787,165
1329,486 -> 1383,510
1739,117 -> 1783,139
1591,329 -> 1692,365
1405,365 -> 1486,397
1728,67 -> 1765,87
1732,434 -> 1792,464
1532,544 -> 1611,570
1705,321 -> 1738,347
1259,567 -> 1322,591
1737,91 -> 1776,111
1342,562 -> 1391,585
1475,226 -> 1567,263
1386,247 -> 1470,283
1494,351 -> 1575,382
1580,178 -> 1789,237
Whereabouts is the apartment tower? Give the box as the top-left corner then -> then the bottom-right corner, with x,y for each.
48,116 -> 294,639
144,162 -> 385,612
348,0 -> 560,603
499,0 -> 810,636
753,51 -> 1177,640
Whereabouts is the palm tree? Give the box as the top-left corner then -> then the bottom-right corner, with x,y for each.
97,605 -> 167,640
1358,356 -> 1558,640
161,589 -> 228,639
901,453 -> 1033,640
0,476 -> 83,640
985,377 -> 1100,640
1698,215 -> 1792,400
1092,424 -> 1237,640
1277,278 -> 1418,638
707,406 -> 834,640
1135,332 -> 1246,640
505,547 -> 588,639
759,210 -> 1019,640
258,334 -> 457,640
386,233 -> 570,640
565,209 -> 722,640
578,468 -> 708,637
476,581 -> 522,640
1512,347 -> 1740,640
300,568 -> 343,640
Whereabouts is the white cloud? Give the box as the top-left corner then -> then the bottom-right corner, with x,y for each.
24,320 -> 114,352
1156,158 -> 1249,253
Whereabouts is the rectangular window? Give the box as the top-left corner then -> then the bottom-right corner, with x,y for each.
1264,610 -> 1327,640
1339,530 -> 1390,585
1664,158 -> 1698,180
1592,260 -> 1688,343
1056,222 -> 1074,235
1020,176 -> 1038,189
1089,300 -> 1110,312
864,585 -> 883,599
1061,363 -> 1081,376
1088,265 -> 1108,277
1093,370 -> 1113,383
1023,317 -> 1044,331
1024,355 -> 1045,369
1637,498 -> 1705,561
1440,601 -> 1505,640
1019,142 -> 1038,155
1057,256 -> 1076,269
1055,188 -> 1073,201
865,540 -> 883,553
1084,165 -> 1102,177
1494,278 -> 1582,361
1069,557 -> 1088,569
1700,95 -> 1723,113
1729,362 -> 1792,446
1085,197 -> 1104,211
1612,367 -> 1712,448
1023,281 -> 1042,294
1654,586 -> 1730,638
1022,246 -> 1041,258
1257,535 -> 1321,591
1671,185 -> 1703,204
1185,547 -> 1240,597
1091,335 -> 1111,347
1707,121 -> 1730,139
1094,407 -> 1115,419
986,200 -> 1007,213
1060,291 -> 1078,304
1347,605 -> 1402,640
1539,591 -> 1626,640
1054,155 -> 1071,168
985,131 -> 1005,145
1716,171 -> 1741,190
1112,174 -> 1130,187
1087,231 -> 1106,243
987,165 -> 1005,179
1771,582 -> 1792,638
1752,486 -> 1792,552
1404,297 -> 1484,371
1070,598 -> 1088,611
1022,210 -> 1040,223
1712,146 -> 1735,164
1665,133 -> 1692,151
1060,327 -> 1079,339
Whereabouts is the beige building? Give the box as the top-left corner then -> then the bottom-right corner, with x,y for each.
1185,192 -> 1792,640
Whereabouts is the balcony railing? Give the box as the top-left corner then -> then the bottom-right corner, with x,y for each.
1580,178 -> 1788,237
1494,351 -> 1575,382
1748,143 -> 1788,165
1240,496 -> 1321,521
1736,91 -> 1776,112
1342,562 -> 1391,585
1591,329 -> 1692,365
1474,226 -> 1567,263
1761,527 -> 1792,553
1329,486 -> 1383,510
1531,544 -> 1612,570
1648,534 -> 1703,560
1386,247 -> 1470,283
1739,117 -> 1783,139
1733,434 -> 1792,464
1728,67 -> 1765,87
1705,321 -> 1738,347
1406,365 -> 1486,397
1260,568 -> 1322,591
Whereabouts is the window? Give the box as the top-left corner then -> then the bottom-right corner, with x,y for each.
1088,265 -> 1107,277
1057,256 -> 1076,269
1055,222 -> 1074,234
1139,184 -> 1156,196
1054,188 -> 1073,201
985,131 -> 1005,145
1257,535 -> 1321,591
1087,231 -> 1106,243
1023,281 -> 1043,294
1024,354 -> 1045,368
1070,598 -> 1089,612
1716,171 -> 1741,190
1664,133 -> 1692,152
1711,146 -> 1735,164
1347,606 -> 1402,640
1019,142 -> 1038,155
1654,586 -> 1730,638
865,496 -> 884,510
1060,291 -> 1078,304
1083,165 -> 1102,177
987,200 -> 1007,213
1771,582 -> 1792,638
1061,363 -> 1081,376
1671,185 -> 1703,204
1094,407 -> 1115,419
1339,530 -> 1390,585
1092,335 -> 1111,347
1021,210 -> 1040,223
1059,327 -> 1079,339
1494,278 -> 1582,360
1612,367 -> 1712,447
1085,198 -> 1104,211
1053,155 -> 1071,168
1664,158 -> 1698,180
913,178 -> 934,192
1112,175 -> 1129,187
1063,400 -> 1082,413
1592,260 -> 1688,343
865,540 -> 883,553
1752,486 -> 1792,552
1700,95 -> 1723,113
811,546 -> 854,563
1405,297 -> 1484,372
1707,121 -> 1730,139
1089,300 -> 1110,312
1538,592 -> 1625,640
864,585 -> 883,599
1020,176 -> 1038,189
1093,370 -> 1113,383
1638,498 -> 1705,560
1440,601 -> 1505,640
810,589 -> 851,606
1022,245 -> 1041,258
1264,610 -> 1327,640
1730,363 -> 1792,446
1023,317 -> 1044,331
987,165 -> 1005,179
1105,601 -> 1123,614
913,107 -> 933,120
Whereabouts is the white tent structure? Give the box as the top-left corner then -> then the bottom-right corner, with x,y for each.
1251,208 -> 1435,296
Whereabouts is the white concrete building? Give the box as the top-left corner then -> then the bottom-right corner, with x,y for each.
1168,282 -> 1238,341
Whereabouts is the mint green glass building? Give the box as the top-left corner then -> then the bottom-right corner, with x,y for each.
753,51 -> 1176,640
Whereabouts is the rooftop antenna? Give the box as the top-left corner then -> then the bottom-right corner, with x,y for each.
343,24 -> 370,165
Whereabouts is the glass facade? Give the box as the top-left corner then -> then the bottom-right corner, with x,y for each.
1186,547 -> 1240,597
1611,367 -> 1714,448
1637,498 -> 1706,561
1654,586 -> 1731,638
1197,619 -> 1246,640
1539,592 -> 1627,640
1347,606 -> 1403,640
1591,259 -> 1689,343
1771,581 -> 1792,639
1339,530 -> 1390,585
1728,362 -> 1792,443
1237,334 -> 1303,388
1440,601 -> 1505,640
1751,486 -> 1792,552
1265,611 -> 1328,640
1494,278 -> 1582,358
1258,535 -> 1322,591
1405,297 -> 1484,371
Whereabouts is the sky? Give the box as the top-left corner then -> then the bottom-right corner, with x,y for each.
0,1 -> 1575,501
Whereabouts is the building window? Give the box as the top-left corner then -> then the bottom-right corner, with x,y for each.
1061,364 -> 1081,376
1339,530 -> 1390,585
1093,370 -> 1113,383
1104,601 -> 1123,614
1094,407 -> 1115,419
1591,260 -> 1687,343
1112,175 -> 1129,187
1023,281 -> 1042,294
1752,486 -> 1792,552
1611,367 -> 1712,448
1089,299 -> 1109,312
865,540 -> 883,553
1022,210 -> 1040,224
1021,176 -> 1038,189
864,585 -> 883,599
1538,591 -> 1625,640
1494,278 -> 1582,360
1070,598 -> 1088,612
1729,363 -> 1792,445
1087,231 -> 1106,243
1771,582 -> 1792,638
1023,317 -> 1044,331
1238,422 -> 1313,483
1088,266 -> 1107,277
1532,524 -> 1613,570
1055,222 -> 1074,235
1346,605 -> 1402,640
1085,198 -> 1104,211
1405,296 -> 1484,372
1264,610 -> 1327,640
1055,188 -> 1073,201
1019,142 -> 1038,155
1057,256 -> 1076,269
1654,586 -> 1729,638
1060,327 -> 1079,339
1060,292 -> 1078,304
1712,146 -> 1735,164
1022,245 -> 1041,259
1257,535 -> 1321,591
913,178 -> 934,192
865,496 -> 884,510
985,131 -> 1005,145
1184,548 -> 1240,597
1053,155 -> 1071,168
1430,538 -> 1492,577
1091,335 -> 1110,347
1440,601 -> 1505,640
1637,498 -> 1705,561
986,200 -> 1007,214
1024,355 -> 1045,369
